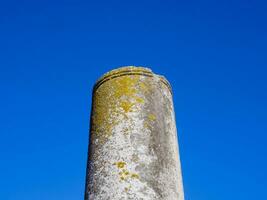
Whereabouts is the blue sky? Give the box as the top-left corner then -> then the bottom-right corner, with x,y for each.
0,0 -> 266,199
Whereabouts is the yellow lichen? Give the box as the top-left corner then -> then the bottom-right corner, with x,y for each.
119,171 -> 139,181
131,173 -> 139,179
135,96 -> 145,104
120,101 -> 134,112
113,76 -> 139,99
139,82 -> 149,92
114,161 -> 140,182
92,75 -> 140,143
148,113 -> 156,121
92,74 -> 152,145
144,121 -> 152,129
115,161 -> 126,168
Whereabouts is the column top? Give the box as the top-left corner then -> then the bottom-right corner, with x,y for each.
93,66 -> 172,94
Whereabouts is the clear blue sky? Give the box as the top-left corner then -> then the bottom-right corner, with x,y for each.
0,0 -> 266,199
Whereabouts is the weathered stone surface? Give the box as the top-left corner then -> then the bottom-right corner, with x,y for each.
85,66 -> 184,200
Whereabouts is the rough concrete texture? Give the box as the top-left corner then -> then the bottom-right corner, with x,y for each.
85,66 -> 184,200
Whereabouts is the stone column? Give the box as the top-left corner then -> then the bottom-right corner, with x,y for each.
85,66 -> 184,200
